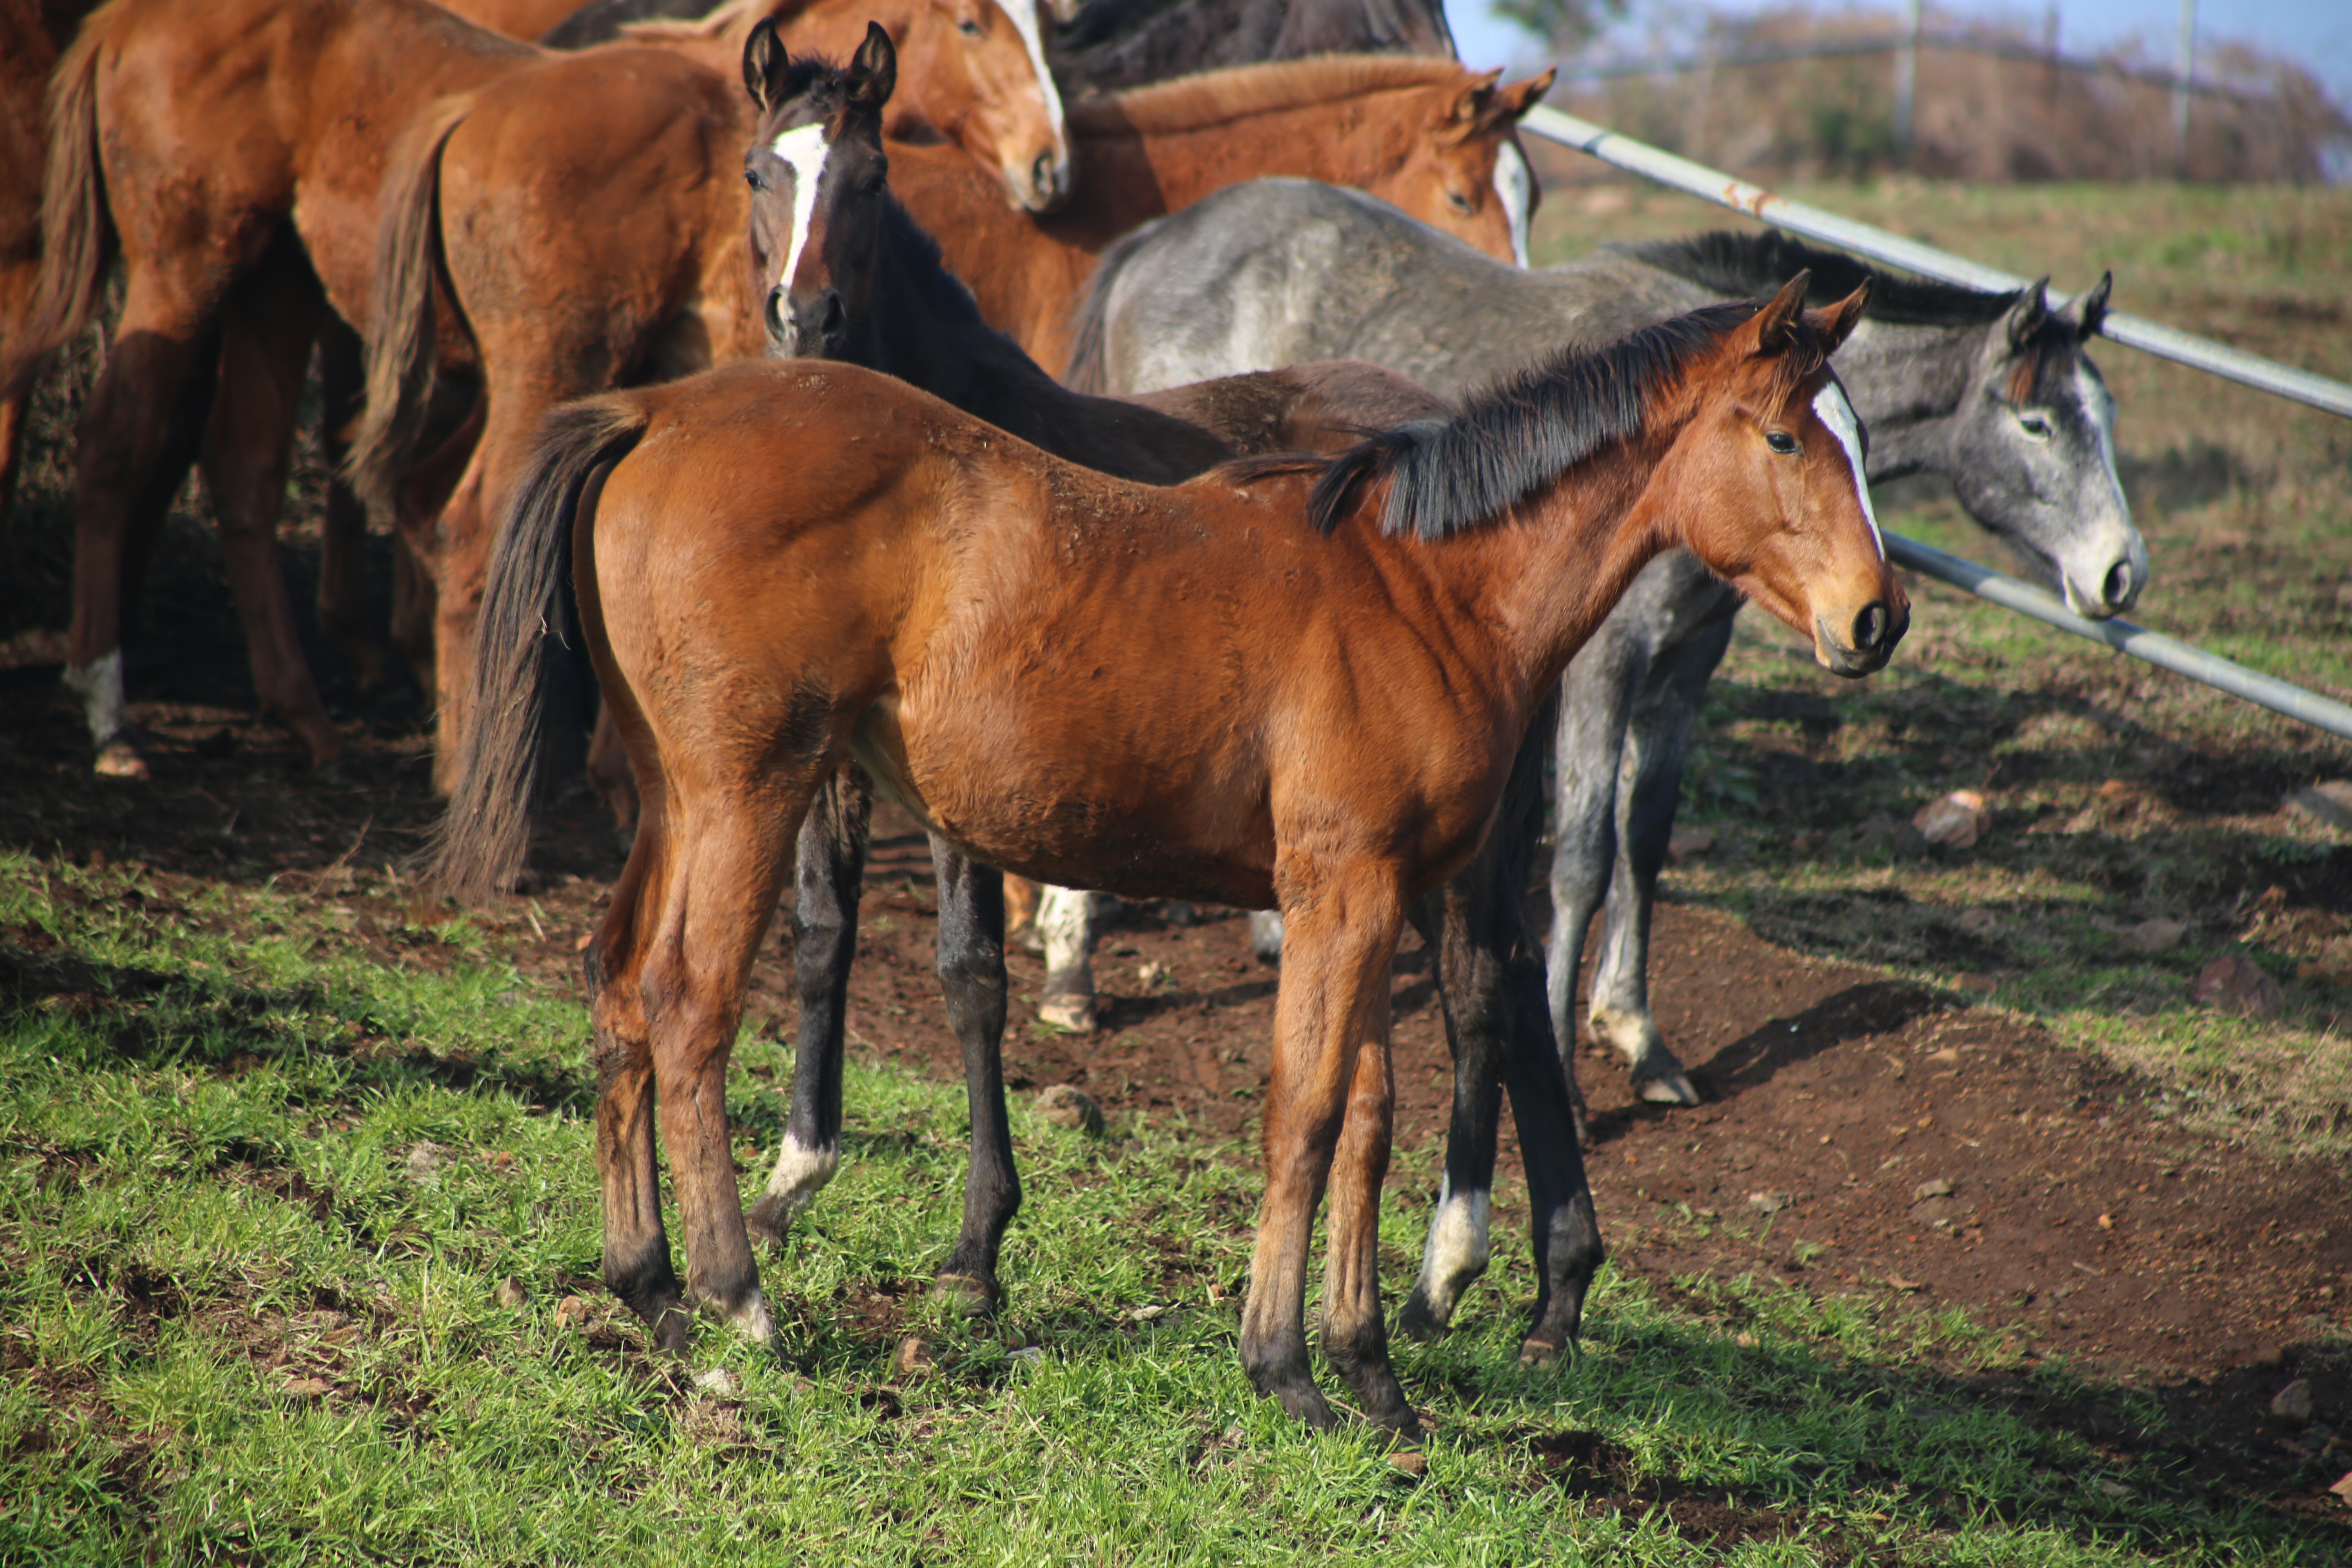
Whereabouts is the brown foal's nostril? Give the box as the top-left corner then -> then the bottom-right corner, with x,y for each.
1853,600 -> 1890,652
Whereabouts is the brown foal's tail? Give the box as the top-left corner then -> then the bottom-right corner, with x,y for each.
346,96 -> 472,515
1,26 -> 109,402
425,395 -> 650,901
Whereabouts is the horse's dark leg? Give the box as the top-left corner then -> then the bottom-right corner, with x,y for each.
1393,881 -> 1502,1342
1586,610 -> 1737,1107
1545,606 -> 1645,1121
313,316 -> 392,696
587,818 -> 690,1352
198,235 -> 345,770
746,767 -> 871,1247
929,837 -> 1020,1312
1399,695 -> 1604,1360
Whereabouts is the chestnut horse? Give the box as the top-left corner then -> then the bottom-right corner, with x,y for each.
0,0 -> 1064,779
0,0 -> 65,524
353,49 -> 1548,789
432,280 -> 1901,1431
738,27 -> 1451,1303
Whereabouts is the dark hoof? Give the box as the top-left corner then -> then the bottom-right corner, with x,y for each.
931,1272 -> 998,1315
744,1195 -> 793,1250
1393,1288 -> 1446,1343
1248,1367 -> 1338,1430
1517,1335 -> 1562,1368
650,1301 -> 693,1356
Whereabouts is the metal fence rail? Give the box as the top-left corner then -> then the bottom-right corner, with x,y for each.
1519,105 -> 2352,421
1885,534 -> 2352,742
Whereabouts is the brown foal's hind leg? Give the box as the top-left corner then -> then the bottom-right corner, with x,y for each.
586,819 -> 690,1352
638,770 -> 811,1347
1321,1000 -> 1417,1435
1241,858 -> 1405,1430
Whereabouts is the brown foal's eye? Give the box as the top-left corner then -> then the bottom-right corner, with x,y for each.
1766,430 -> 1799,454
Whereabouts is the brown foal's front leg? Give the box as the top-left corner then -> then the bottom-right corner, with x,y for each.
1241,859 -> 1404,1430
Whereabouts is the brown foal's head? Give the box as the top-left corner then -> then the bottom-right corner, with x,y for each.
1673,273 -> 1908,676
744,21 -> 897,359
902,0 -> 1071,213
1382,67 -> 1554,268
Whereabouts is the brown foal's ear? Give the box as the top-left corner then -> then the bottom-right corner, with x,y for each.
849,21 -> 899,114
742,16 -> 790,111
1812,277 -> 1870,353
1441,67 -> 1505,135
1742,271 -> 1811,356
1492,68 -> 1557,121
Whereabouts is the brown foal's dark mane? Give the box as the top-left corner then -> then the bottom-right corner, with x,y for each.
1286,298 -> 1818,541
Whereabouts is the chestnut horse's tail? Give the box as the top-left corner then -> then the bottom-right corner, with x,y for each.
2,24 -> 110,402
426,394 -> 650,901
347,96 -> 472,515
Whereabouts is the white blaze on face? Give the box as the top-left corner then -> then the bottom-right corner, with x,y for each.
769,121 -> 831,299
1811,381 -> 1883,559
993,0 -> 1069,167
1493,141 -> 1533,269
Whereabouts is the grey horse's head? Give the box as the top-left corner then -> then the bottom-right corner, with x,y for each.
1947,274 -> 2145,618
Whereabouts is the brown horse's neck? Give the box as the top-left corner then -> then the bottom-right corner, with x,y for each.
1412,424 -> 1687,720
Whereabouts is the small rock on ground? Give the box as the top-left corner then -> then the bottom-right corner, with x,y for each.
1913,1177 -> 1956,1202
404,1141 -> 449,1183
1914,791 -> 1991,850
2272,1378 -> 2316,1424
2192,953 -> 2285,1017
894,1336 -> 932,1380
2285,781 -> 2352,833
1036,1083 -> 1104,1136
692,1367 -> 739,1397
555,1294 -> 589,1329
2122,917 -> 2187,955
494,1276 -> 526,1310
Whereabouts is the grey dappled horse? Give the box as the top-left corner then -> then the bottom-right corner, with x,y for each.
1069,181 -> 2143,1332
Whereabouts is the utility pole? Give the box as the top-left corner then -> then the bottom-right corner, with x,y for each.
2172,0 -> 2196,174
1893,0 -> 1922,168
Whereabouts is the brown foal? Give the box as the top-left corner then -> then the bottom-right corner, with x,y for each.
433,277 -> 1903,1431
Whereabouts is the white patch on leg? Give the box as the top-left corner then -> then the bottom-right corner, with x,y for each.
992,0 -> 1070,176
1811,382 -> 1882,558
1414,1180 -> 1492,1323
62,648 -> 129,745
1492,141 -> 1533,270
760,1133 -> 839,1218
1037,885 -> 1096,988
768,122 -> 831,297
724,1286 -> 776,1344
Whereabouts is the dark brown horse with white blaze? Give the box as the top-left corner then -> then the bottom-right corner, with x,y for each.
434,279 -> 1902,1431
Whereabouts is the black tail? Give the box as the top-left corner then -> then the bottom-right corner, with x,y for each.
425,395 -> 650,900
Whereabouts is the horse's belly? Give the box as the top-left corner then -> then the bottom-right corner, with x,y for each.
875,703 -> 1275,906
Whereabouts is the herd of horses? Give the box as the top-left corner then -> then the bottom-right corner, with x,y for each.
0,0 -> 2150,1434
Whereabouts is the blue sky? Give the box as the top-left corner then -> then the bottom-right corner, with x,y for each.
1444,0 -> 2352,105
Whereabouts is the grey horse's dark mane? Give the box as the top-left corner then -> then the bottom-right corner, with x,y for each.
1286,298 -> 1784,541
1621,230 -> 2024,327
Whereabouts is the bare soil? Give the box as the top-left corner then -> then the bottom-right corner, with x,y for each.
3,657 -> 2347,1536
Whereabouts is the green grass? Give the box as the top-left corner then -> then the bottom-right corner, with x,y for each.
3,852 -> 2342,1564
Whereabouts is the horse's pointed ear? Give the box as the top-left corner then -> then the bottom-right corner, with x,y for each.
1743,271 -> 1810,356
849,20 -> 898,113
2005,278 -> 2050,351
1811,277 -> 1869,353
1444,67 -> 1504,130
742,16 -> 789,111
2062,271 -> 2112,341
1493,68 -> 1556,120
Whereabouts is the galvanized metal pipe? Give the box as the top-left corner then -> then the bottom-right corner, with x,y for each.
1885,532 -> 2352,742
1518,105 -> 2352,421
